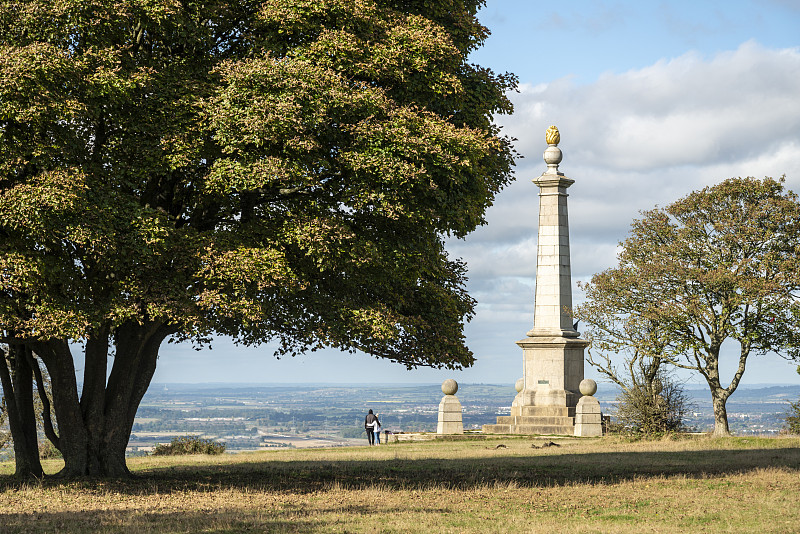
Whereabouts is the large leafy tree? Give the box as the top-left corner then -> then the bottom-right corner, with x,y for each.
576,177 -> 800,436
0,0 -> 516,477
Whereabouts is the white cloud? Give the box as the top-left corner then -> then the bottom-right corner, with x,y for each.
505,42 -> 800,175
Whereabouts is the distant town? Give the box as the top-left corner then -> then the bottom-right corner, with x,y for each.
123,383 -> 800,455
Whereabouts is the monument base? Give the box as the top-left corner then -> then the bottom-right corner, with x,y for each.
483,405 -> 575,435
482,334 -> 589,436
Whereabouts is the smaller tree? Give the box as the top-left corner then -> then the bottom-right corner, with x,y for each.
784,399 -> 800,435
576,177 -> 800,436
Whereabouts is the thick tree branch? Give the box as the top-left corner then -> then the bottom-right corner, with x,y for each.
26,347 -> 60,451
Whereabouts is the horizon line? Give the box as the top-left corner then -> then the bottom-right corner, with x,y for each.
141,381 -> 800,388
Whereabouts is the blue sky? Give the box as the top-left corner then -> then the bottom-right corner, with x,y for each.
151,0 -> 800,387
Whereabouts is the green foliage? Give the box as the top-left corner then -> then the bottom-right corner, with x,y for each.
151,436 -> 226,456
38,439 -> 61,460
611,376 -> 693,435
784,366 -> 800,434
783,399 -> 800,435
0,0 -> 516,368
577,177 -> 800,436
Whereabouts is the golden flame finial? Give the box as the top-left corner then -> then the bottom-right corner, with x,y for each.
546,125 -> 560,146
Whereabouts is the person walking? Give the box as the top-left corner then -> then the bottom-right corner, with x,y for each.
364,409 -> 378,445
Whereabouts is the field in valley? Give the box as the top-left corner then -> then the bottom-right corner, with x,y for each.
1,435 -> 799,533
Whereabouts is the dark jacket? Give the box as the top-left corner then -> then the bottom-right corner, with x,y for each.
365,413 -> 378,429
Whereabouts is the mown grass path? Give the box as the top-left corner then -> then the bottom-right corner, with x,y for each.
1,435 -> 799,533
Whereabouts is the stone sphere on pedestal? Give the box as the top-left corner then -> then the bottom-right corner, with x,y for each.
543,146 -> 562,166
441,379 -> 458,396
579,379 -> 597,397
515,378 -> 524,393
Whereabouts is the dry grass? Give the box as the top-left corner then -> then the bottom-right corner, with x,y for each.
1,435 -> 799,533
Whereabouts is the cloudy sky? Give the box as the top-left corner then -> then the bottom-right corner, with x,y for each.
153,0 -> 800,387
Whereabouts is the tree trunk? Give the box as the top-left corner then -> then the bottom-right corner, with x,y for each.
701,347 -> 732,437
30,321 -> 174,478
28,348 -> 60,451
705,341 -> 750,438
100,321 -> 173,476
711,390 -> 731,436
0,345 -> 44,478
81,328 -> 110,475
35,339 -> 91,477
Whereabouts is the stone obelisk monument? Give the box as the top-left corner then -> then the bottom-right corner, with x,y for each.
484,126 -> 590,435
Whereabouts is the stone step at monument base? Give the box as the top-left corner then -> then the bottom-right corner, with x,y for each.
482,423 -> 575,435
495,415 -> 574,427
510,406 -> 576,418
483,405 -> 576,435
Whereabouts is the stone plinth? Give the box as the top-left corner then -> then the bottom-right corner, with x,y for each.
574,379 -> 602,437
437,380 -> 463,434
574,396 -> 602,436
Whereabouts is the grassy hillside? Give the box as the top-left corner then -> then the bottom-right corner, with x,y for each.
1,435 -> 799,533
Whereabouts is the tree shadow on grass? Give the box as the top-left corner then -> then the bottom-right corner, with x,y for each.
0,510 -> 318,533
2,445 -> 797,494
0,502 -> 455,533
157,446 -> 800,493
